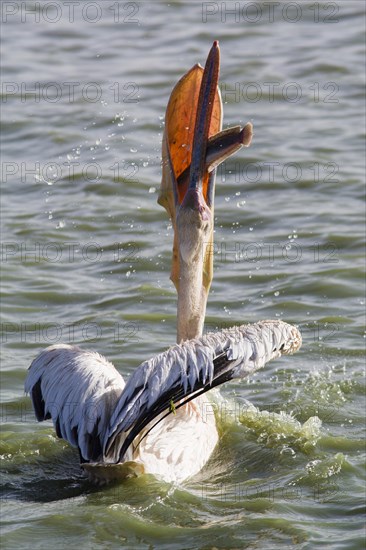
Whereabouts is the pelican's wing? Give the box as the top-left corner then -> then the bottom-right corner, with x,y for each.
24,344 -> 125,462
105,320 -> 301,462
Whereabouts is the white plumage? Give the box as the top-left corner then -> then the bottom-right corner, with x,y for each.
25,320 -> 301,484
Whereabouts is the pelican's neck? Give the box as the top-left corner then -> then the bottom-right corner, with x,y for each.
176,191 -> 212,343
177,255 -> 208,342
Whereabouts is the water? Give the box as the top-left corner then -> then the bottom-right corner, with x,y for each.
1,2 -> 365,548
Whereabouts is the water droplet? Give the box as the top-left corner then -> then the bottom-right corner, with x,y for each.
126,271 -> 131,278
149,186 -> 156,193
274,291 -> 279,297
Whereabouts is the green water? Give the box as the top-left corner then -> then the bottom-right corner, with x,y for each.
1,2 -> 365,549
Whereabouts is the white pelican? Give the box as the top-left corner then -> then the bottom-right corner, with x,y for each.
25,42 -> 302,485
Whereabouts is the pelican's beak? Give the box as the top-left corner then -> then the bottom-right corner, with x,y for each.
158,41 -> 253,297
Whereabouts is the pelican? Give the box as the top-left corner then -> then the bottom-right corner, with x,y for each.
25,42 -> 302,485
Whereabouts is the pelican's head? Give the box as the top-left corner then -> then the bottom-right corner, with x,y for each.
158,41 -> 253,342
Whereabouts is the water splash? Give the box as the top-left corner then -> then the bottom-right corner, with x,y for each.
239,405 -> 322,454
